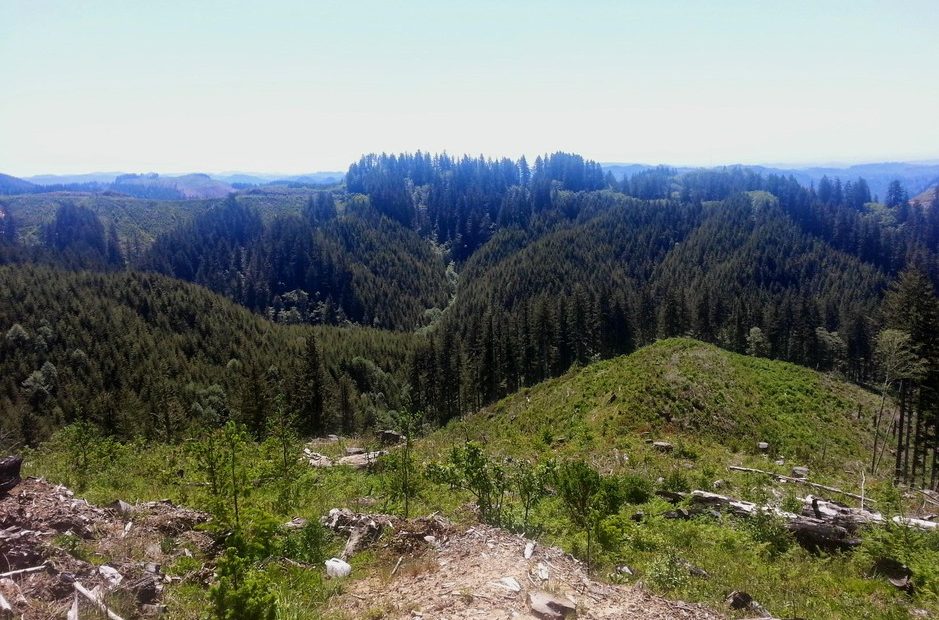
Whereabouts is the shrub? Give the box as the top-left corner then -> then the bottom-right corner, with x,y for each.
210,548 -> 276,620
647,553 -> 691,592
619,473 -> 653,504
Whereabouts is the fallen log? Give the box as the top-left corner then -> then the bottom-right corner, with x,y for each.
74,582 -> 125,620
728,465 -> 870,503
688,491 -> 859,552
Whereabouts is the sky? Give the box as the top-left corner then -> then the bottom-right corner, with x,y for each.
2,0 -> 938,176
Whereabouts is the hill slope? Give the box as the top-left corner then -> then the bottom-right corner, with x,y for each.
431,338 -> 878,472
0,265 -> 421,441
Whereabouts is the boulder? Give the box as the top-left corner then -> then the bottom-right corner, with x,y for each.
791,466 -> 810,478
725,590 -> 752,610
757,441 -> 769,451
108,499 -> 135,517
528,590 -> 576,619
337,451 -> 387,469
652,441 -> 674,453
344,447 -> 365,456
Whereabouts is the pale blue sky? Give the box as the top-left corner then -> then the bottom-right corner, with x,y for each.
2,0 -> 938,175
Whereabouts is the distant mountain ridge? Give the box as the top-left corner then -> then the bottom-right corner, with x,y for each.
603,161 -> 939,203
5,160 -> 938,202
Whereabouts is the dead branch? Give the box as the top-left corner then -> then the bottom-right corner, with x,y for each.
0,564 -> 46,579
73,582 -> 125,620
728,466 -> 871,503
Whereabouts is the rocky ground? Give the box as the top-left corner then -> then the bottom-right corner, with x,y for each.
321,509 -> 724,620
0,478 -> 213,619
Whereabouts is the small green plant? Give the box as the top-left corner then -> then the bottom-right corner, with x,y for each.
619,473 -> 653,504
264,395 -> 301,508
210,548 -> 276,620
54,533 -> 94,563
427,441 -> 510,525
744,509 -> 793,558
660,469 -> 690,493
513,458 -> 555,534
647,553 -> 691,592
281,521 -> 328,565
555,459 -> 604,572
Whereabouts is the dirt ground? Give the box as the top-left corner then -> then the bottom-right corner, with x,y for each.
0,477 -> 213,619
321,510 -> 724,620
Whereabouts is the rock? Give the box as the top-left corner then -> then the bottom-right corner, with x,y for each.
143,562 -> 161,574
284,517 -> 308,530
325,558 -> 352,578
725,590 -> 753,610
325,434 -> 340,442
616,565 -> 634,576
423,535 -> 436,544
344,447 -> 365,456
791,466 -> 810,478
306,452 -> 334,468
712,479 -> 726,490
98,565 -> 123,589
528,590 -> 576,619
664,508 -> 690,520
524,541 -> 536,559
630,511 -> 645,522
652,441 -> 674,452
535,562 -> 550,581
379,430 -> 405,445
337,450 -> 387,469
108,499 -> 135,517
757,441 -> 769,451
141,603 -> 167,616
497,576 -> 522,593
774,458 -> 785,466
128,573 -> 161,604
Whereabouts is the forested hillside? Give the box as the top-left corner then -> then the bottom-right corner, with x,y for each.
0,265 -> 420,444
3,152 -> 939,487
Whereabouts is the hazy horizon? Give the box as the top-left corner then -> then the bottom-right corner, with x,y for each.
3,1 -> 939,176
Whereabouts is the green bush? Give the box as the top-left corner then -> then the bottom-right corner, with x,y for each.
647,553 -> 691,592
743,509 -> 794,558
618,473 -> 653,504
281,521 -> 329,565
210,548 -> 277,620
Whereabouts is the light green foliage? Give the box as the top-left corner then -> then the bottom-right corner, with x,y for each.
426,441 -> 510,525
555,460 -> 605,571
513,458 -> 555,534
262,395 -> 302,508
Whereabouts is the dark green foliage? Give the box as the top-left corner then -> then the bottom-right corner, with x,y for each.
0,265 -> 420,443
141,195 -> 449,329
210,548 -> 277,620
